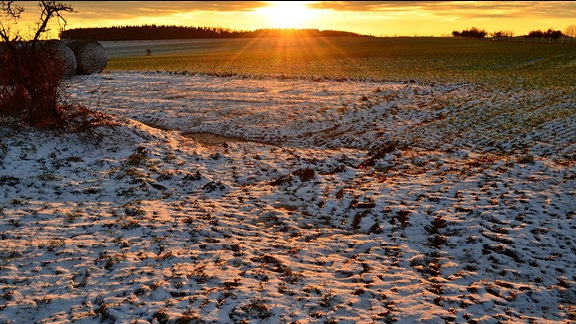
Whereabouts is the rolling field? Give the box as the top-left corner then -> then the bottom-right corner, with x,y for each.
1,37 -> 575,323
105,37 -> 576,87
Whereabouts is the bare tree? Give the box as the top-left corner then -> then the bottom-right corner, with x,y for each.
31,1 -> 74,47
491,31 -> 504,41
491,30 -> 514,42
1,1 -> 74,43
527,29 -> 544,43
0,1 -> 76,127
565,25 -> 576,45
0,1 -> 24,42
545,28 -> 563,44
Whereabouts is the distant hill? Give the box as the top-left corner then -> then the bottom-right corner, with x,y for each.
59,25 -> 370,41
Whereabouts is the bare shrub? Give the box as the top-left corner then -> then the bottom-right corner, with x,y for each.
0,1 -> 77,128
0,41 -> 71,126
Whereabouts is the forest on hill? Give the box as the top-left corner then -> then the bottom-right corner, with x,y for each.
59,25 -> 369,41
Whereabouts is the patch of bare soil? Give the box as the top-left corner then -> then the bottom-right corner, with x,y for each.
183,132 -> 250,146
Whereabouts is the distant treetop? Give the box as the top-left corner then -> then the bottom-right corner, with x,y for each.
59,25 -> 370,41
451,27 -> 488,39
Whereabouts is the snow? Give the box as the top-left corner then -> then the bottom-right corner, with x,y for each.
0,71 -> 575,323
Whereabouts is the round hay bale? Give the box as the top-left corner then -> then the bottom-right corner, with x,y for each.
67,40 -> 107,75
42,40 -> 77,78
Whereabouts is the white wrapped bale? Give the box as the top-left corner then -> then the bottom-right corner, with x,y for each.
67,40 -> 107,75
42,40 -> 77,78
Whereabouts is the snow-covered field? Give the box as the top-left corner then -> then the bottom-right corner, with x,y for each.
1,71 -> 575,323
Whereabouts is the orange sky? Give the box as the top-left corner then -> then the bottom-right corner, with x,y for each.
7,1 -> 576,39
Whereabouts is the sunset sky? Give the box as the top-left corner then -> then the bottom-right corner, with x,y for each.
8,1 -> 576,39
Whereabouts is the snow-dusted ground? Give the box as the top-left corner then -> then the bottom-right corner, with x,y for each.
1,71 -> 575,323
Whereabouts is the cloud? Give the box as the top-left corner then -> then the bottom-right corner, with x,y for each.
66,1 -> 268,20
309,1 -> 576,19
27,1 -> 575,24
13,1 -> 575,38
309,1 -> 434,11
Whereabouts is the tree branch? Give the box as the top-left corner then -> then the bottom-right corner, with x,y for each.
1,1 -> 24,18
0,1 -> 25,41
32,1 -> 74,43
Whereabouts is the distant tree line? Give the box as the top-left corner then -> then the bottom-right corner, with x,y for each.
451,27 -> 488,39
525,28 -> 563,43
59,25 -> 367,41
490,30 -> 515,41
452,25 -> 576,44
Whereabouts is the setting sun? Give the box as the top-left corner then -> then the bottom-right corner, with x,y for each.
259,1 -> 314,29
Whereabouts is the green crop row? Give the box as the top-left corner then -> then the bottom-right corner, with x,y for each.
106,37 -> 576,89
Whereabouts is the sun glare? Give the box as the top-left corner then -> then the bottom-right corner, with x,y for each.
260,1 -> 314,29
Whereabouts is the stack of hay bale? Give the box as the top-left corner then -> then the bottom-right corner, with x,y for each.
0,39 -> 108,79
